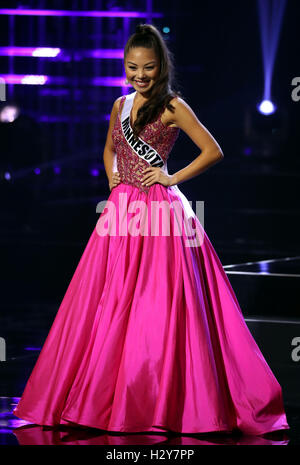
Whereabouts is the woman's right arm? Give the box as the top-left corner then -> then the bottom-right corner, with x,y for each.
103,96 -> 122,190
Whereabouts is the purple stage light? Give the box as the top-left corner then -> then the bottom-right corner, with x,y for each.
53,166 -> 61,174
243,146 -> 252,156
259,262 -> 270,273
43,76 -> 68,85
34,168 -> 41,175
0,74 -> 68,85
39,115 -> 74,122
92,77 -> 129,86
0,74 -> 129,87
90,168 -> 99,177
0,46 -> 34,56
21,75 -> 48,85
0,47 -> 124,60
0,46 -> 61,57
257,0 -> 287,105
38,115 -> 108,123
39,89 -> 70,96
0,74 -> 48,85
32,47 -> 61,57
0,9 -> 163,18
24,347 -> 42,351
86,49 -> 124,59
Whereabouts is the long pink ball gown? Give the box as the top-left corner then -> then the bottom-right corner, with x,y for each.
13,91 -> 290,436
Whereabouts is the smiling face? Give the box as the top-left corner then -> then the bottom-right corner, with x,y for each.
125,47 -> 160,97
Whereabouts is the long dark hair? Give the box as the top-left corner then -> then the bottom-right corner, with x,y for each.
124,23 -> 183,137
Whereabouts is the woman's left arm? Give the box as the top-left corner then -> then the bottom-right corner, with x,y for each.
168,97 -> 224,186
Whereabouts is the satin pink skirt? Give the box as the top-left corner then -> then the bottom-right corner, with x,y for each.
13,182 -> 290,435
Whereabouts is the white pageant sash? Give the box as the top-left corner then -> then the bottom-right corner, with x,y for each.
120,91 -> 165,168
111,91 -> 204,246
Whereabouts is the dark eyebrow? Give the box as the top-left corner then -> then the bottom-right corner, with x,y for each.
127,61 -> 156,65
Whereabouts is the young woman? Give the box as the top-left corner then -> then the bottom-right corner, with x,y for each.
13,23 -> 290,437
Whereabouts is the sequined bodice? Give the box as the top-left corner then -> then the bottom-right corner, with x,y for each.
111,94 -> 180,194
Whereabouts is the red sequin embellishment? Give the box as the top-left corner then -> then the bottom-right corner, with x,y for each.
111,95 -> 180,194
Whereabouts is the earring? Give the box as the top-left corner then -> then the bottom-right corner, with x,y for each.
125,78 -> 129,85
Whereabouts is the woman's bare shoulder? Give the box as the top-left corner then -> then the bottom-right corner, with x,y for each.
113,95 -> 127,114
168,96 -> 189,110
113,95 -> 123,110
162,96 -> 187,128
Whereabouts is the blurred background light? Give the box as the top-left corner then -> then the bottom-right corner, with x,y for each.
0,104 -> 20,123
257,99 -> 276,115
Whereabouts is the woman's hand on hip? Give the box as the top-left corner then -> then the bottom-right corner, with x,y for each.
109,171 -> 121,191
141,167 -> 173,187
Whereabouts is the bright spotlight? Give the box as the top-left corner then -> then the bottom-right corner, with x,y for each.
244,101 -> 288,158
257,100 -> 276,115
